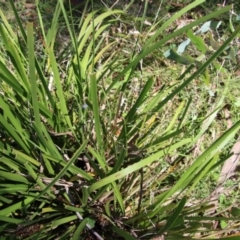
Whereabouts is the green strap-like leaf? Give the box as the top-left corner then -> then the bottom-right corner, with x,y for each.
158,196 -> 187,234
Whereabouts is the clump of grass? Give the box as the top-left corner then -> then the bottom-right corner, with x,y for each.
0,0 -> 240,239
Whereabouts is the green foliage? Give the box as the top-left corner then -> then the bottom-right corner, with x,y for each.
164,17 -> 238,79
0,0 -> 240,239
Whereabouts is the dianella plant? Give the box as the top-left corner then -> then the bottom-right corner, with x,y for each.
0,0 -> 240,239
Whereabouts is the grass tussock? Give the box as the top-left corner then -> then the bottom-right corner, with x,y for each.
0,0 -> 240,239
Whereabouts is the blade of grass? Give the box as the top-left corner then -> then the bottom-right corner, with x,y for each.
27,22 -> 41,127
0,116 -> 30,153
158,196 -> 187,234
88,146 -> 107,174
90,73 -> 104,154
51,215 -> 78,228
112,181 -> 125,214
0,216 -> 23,224
0,61 -> 25,95
48,48 -> 75,134
0,170 -> 29,184
72,219 -> 89,240
164,101 -> 185,134
110,226 -> 137,240
0,197 -> 34,216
